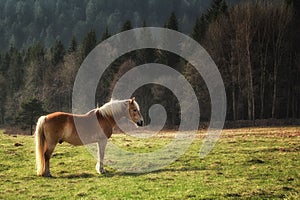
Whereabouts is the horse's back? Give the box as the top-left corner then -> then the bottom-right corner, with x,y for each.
46,112 -> 72,121
45,112 -> 72,129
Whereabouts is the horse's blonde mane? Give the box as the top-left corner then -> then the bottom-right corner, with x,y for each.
98,99 -> 127,118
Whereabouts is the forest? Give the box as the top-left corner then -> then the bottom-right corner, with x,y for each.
0,0 -> 240,50
0,0 -> 299,130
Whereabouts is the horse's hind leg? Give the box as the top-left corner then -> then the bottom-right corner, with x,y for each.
44,143 -> 56,177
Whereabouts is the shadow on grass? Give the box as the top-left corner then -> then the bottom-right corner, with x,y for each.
108,166 -> 205,177
64,173 -> 96,179
49,172 -> 96,179
42,165 -> 205,179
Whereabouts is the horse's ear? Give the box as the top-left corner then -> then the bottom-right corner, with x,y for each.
129,97 -> 135,104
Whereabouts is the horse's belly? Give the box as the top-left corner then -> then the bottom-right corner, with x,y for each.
64,130 -> 100,146
61,126 -> 84,146
65,137 -> 84,146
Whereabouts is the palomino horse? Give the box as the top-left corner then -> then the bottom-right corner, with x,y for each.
35,97 -> 143,177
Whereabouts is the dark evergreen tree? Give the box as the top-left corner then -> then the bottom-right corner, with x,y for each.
167,12 -> 179,31
119,20 -> 136,60
121,20 -> 133,31
142,20 -> 147,27
160,12 -> 181,68
16,98 -> 47,134
0,52 -> 10,73
68,36 -> 77,53
51,39 -> 65,65
191,15 -> 207,43
154,12 -> 182,126
82,29 -> 97,58
136,20 -> 157,64
25,42 -> 45,64
220,0 -> 228,14
101,26 -> 111,41
206,0 -> 228,22
22,42 -> 48,100
7,48 -> 24,92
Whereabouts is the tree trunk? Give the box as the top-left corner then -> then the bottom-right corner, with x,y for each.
229,43 -> 237,121
237,59 -> 242,120
272,35 -> 283,119
259,28 -> 269,119
286,54 -> 292,118
260,62 -> 266,119
246,35 -> 255,120
271,63 -> 278,119
232,87 -> 236,121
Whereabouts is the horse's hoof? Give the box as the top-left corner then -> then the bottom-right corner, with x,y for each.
96,163 -> 106,175
42,173 -> 52,177
96,168 -> 106,175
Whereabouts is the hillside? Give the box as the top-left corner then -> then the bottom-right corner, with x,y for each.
0,0 -> 240,50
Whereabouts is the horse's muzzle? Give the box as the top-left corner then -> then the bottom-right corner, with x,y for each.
137,120 -> 143,127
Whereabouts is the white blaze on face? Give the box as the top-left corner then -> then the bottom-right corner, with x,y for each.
133,101 -> 140,112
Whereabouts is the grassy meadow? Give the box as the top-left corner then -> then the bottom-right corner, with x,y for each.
0,127 -> 299,199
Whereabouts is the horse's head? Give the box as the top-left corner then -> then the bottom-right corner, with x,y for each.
128,97 -> 143,127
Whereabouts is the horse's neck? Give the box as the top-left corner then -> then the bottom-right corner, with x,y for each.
96,110 -> 117,134
105,115 -> 117,128
104,110 -> 125,127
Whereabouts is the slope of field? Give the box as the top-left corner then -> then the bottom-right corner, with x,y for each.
0,127 -> 299,199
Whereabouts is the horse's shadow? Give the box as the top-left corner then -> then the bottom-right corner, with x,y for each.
52,170 -> 118,179
103,166 -> 204,177
53,166 -> 203,179
51,172 -> 96,179
64,173 -> 96,179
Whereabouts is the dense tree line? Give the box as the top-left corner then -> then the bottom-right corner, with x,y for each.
0,0 -> 299,130
0,0 -> 242,50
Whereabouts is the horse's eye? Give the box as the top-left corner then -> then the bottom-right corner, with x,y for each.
133,109 -> 137,112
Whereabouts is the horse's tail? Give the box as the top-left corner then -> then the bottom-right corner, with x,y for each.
35,116 -> 46,176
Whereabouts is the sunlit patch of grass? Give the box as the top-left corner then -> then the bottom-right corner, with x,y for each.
110,133 -> 172,153
0,127 -> 299,199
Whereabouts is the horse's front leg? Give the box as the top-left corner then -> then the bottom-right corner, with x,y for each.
96,138 -> 107,174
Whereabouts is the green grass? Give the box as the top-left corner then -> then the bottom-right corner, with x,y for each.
0,127 -> 299,199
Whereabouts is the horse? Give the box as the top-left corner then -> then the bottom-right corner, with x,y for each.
35,97 -> 143,177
